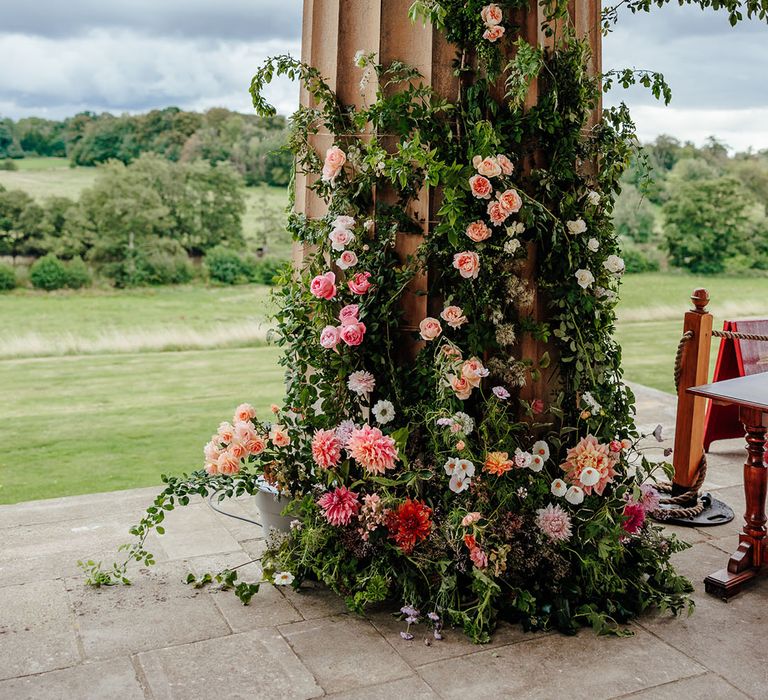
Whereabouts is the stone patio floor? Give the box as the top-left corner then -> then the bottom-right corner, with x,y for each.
1,383 -> 766,699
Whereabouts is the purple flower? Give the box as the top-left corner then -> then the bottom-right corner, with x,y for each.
400,631 -> 414,640
433,629 -> 443,640
400,605 -> 419,617
427,612 -> 440,622
492,386 -> 510,400
405,616 -> 419,624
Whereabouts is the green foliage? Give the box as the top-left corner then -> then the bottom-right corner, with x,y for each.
63,257 -> 92,289
0,159 -> 18,171
29,254 -> 69,290
205,245 -> 254,285
105,240 -> 194,288
664,175 -> 753,273
0,262 -> 16,291
613,184 -> 656,242
620,240 -> 662,273
0,188 -> 45,258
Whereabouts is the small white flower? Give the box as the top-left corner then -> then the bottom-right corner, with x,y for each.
290,519 -> 302,530
507,221 -> 525,235
514,448 -> 532,469
504,238 -> 521,255
274,571 -> 295,586
532,440 -> 550,462
566,219 -> 587,235
332,215 -> 355,230
530,455 -> 545,472
575,268 -> 595,289
363,219 -> 375,233
565,486 -> 585,505
587,190 -> 601,206
587,237 -> 599,252
452,412 -> 475,434
449,472 -> 471,493
455,459 -> 476,478
581,391 -> 602,413
443,457 -> 460,475
372,399 -> 395,424
579,467 -> 601,487
603,254 -> 625,275
551,479 -> 568,497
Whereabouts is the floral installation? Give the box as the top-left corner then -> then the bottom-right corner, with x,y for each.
81,0 -> 701,644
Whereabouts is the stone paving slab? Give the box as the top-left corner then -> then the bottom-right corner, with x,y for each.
0,382 -> 764,699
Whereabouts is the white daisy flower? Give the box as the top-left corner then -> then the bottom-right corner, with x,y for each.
449,472 -> 471,494
274,571 -> 295,586
579,467 -> 600,487
532,440 -> 550,462
551,479 -> 568,497
372,400 -> 395,424
565,486 -> 585,505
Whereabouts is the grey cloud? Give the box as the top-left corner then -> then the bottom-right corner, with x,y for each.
1,0 -> 303,41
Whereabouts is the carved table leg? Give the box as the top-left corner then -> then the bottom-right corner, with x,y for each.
705,407 -> 768,599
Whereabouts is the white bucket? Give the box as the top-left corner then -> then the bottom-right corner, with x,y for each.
254,479 -> 294,533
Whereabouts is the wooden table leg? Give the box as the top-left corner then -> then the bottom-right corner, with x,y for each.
705,407 -> 768,599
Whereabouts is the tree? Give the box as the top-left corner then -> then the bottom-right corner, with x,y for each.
612,183 -> 656,242
664,176 -> 752,273
0,189 -> 45,259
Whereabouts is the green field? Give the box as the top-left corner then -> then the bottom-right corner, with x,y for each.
0,157 -> 291,258
2,160 -> 768,505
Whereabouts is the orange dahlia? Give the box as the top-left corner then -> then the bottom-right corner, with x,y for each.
484,451 -> 513,476
560,435 -> 618,496
387,499 -> 432,553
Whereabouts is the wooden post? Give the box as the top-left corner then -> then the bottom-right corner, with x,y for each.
672,288 -> 713,489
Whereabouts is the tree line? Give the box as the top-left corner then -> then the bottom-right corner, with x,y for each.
0,107 -> 292,187
616,136 -> 768,275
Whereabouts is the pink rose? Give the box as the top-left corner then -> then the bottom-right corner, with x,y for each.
339,304 -> 360,326
481,4 -> 503,26
483,25 -> 505,42
233,403 -> 256,422
336,250 -> 358,270
531,399 -> 545,414
269,425 -> 291,447
475,156 -> 501,178
310,271 -> 337,300
470,546 -> 488,569
234,421 -> 256,444
449,374 -> 473,400
332,215 -> 355,229
419,317 -> 443,341
322,146 -> 346,182
496,154 -> 514,175
453,251 -> 480,279
469,174 -> 492,199
320,325 -> 340,349
329,227 -> 355,251
339,321 -> 366,346
441,305 -> 468,328
462,512 -> 482,526
466,220 -> 491,242
487,200 -> 508,226
348,271 -> 372,294
497,188 -> 523,214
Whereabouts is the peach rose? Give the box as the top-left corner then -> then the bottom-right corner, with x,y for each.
234,403 -> 256,422
320,325 -> 340,349
339,321 -> 366,346
332,214 -> 355,229
216,451 -> 241,475
310,271 -> 337,300
456,440 -> 466,451
462,511 -> 482,526
469,174 -> 492,199
487,200 -> 508,226
453,251 -> 480,279
475,156 -> 501,178
466,220 -> 491,242
336,250 -> 358,270
348,271 -> 372,294
496,153 -> 513,175
419,317 -> 443,341
270,425 -> 291,447
483,25 -> 505,42
481,4 -> 503,26
204,440 -> 221,463
442,344 -> 463,360
322,146 -> 346,182
228,441 -> 247,460
462,357 -> 489,388
217,421 -> 235,443
234,421 -> 256,444
246,435 -> 267,455
329,228 -> 355,251
497,188 -> 522,214
440,305 -> 468,329
205,461 -> 218,475
449,374 -> 473,400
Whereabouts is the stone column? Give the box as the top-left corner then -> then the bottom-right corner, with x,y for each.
296,0 -> 601,389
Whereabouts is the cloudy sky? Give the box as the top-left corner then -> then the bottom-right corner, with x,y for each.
1,1 -> 767,150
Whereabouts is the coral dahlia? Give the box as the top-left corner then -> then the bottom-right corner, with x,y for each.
387,499 -> 432,553
317,486 -> 359,526
484,451 -> 513,476
347,425 -> 398,474
560,435 -> 618,495
311,428 -> 341,469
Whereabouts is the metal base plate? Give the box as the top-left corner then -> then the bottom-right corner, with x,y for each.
652,492 -> 735,528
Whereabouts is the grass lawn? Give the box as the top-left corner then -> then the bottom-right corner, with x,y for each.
3,266 -> 768,504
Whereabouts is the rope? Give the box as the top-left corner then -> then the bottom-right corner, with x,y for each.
673,330 -> 694,393
652,453 -> 708,520
712,329 -> 768,342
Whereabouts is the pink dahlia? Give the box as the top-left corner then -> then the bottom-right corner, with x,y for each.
317,486 -> 359,526
347,424 -> 398,474
622,501 -> 646,534
535,504 -> 573,543
311,428 -> 342,469
560,435 -> 618,496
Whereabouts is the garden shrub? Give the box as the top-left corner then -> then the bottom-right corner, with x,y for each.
104,240 -> 194,287
29,254 -> 69,290
205,245 -> 254,284
0,159 -> 18,171
63,257 -> 92,289
621,246 -> 661,273
250,257 -> 286,285
0,262 -> 16,291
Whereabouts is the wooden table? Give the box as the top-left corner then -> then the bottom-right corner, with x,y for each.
688,373 -> 768,598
